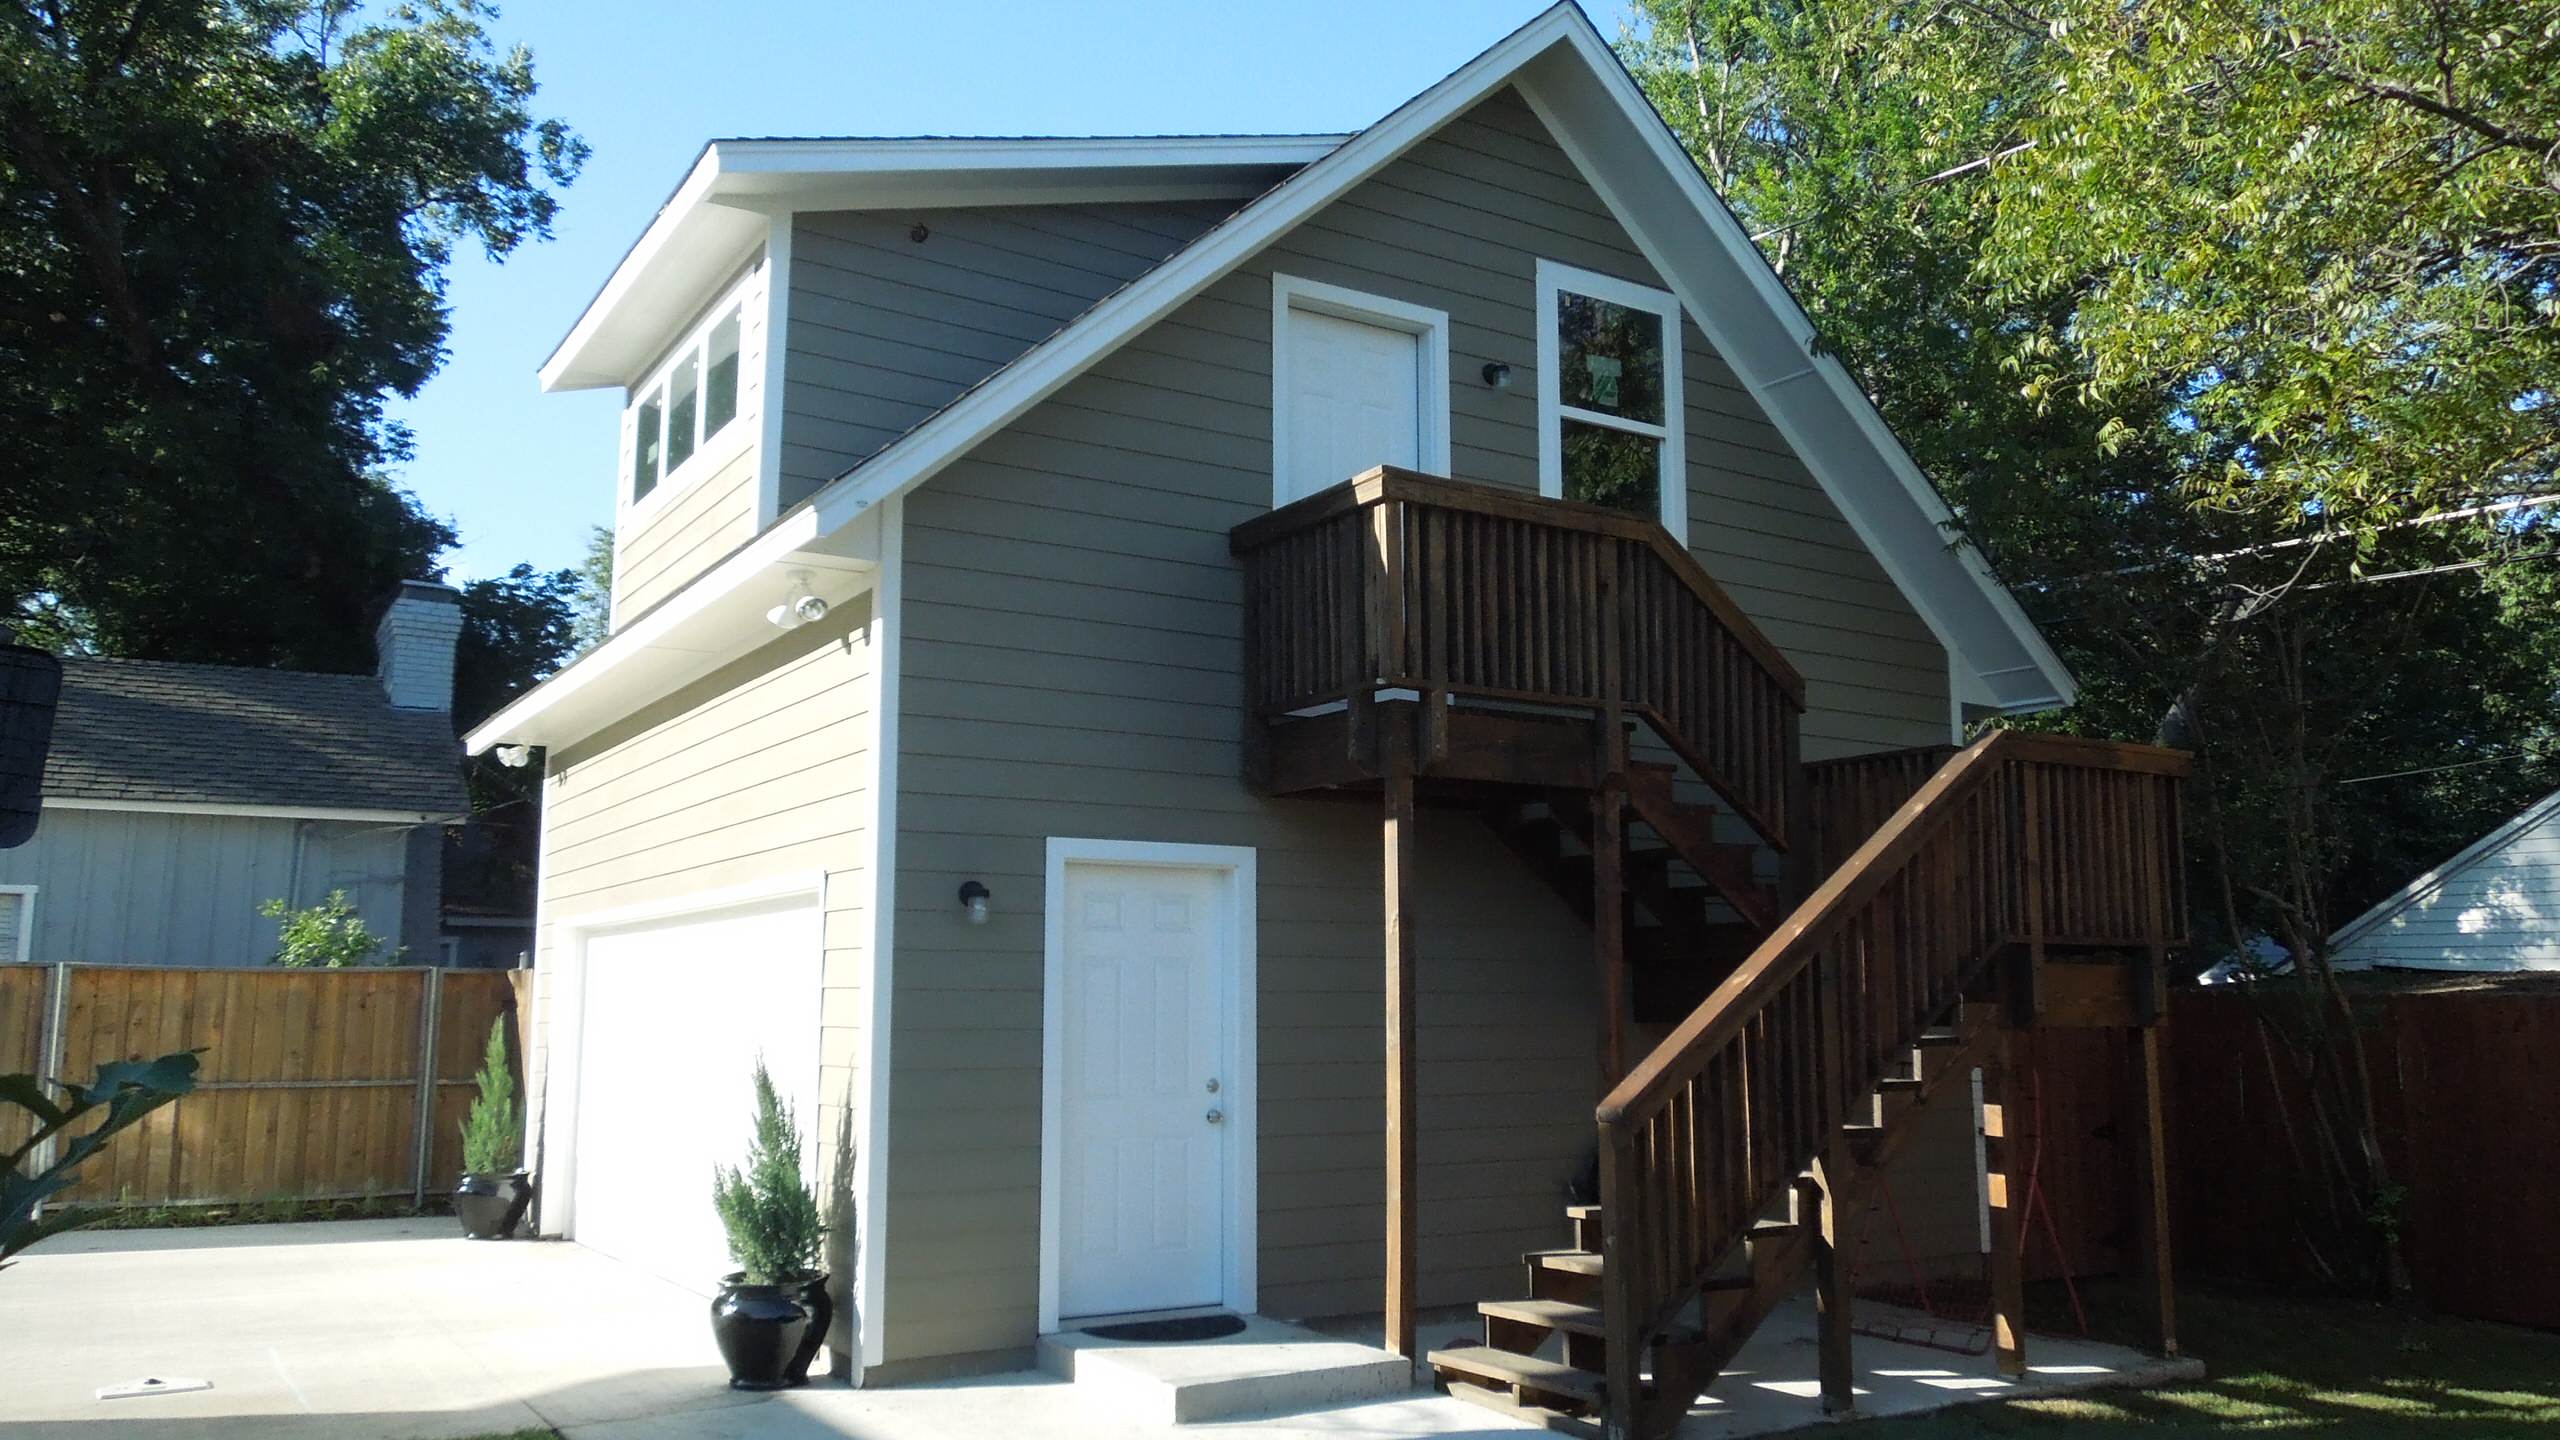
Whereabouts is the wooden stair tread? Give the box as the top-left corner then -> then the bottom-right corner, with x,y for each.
1429,1345 -> 1606,1405
1526,1247 -> 1605,1275
1917,1027 -> 1965,1047
1479,1297 -> 1606,1335
1564,1203 -> 1601,1220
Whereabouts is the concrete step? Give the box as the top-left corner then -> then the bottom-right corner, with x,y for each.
1037,1315 -> 1413,1424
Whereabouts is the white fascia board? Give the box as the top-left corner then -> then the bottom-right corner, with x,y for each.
462,503 -> 879,756
1511,33 -> 2075,715
41,797 -> 462,825
711,133 -> 1347,177
2329,786 -> 2560,952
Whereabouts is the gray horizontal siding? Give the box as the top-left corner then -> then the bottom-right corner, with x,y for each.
780,200 -> 1238,512
880,86 -> 1959,1365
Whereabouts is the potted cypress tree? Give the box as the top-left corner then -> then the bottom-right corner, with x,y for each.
709,1060 -> 830,1390
453,1017 -> 533,1239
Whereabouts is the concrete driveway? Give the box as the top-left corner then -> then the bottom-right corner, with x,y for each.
0,1216 -> 760,1440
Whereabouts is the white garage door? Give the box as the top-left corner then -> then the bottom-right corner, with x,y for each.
570,896 -> 822,1294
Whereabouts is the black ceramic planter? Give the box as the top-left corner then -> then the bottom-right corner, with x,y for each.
711,1270 -> 832,1391
453,1171 -> 533,1240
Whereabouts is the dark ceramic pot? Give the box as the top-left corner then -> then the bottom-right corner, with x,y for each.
453,1171 -> 533,1240
711,1270 -> 832,1390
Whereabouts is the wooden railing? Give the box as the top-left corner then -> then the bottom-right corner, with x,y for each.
1591,732 -> 2187,1432
1230,467 -> 1807,846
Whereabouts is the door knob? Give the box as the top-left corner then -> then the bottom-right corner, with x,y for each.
1205,1108 -> 1225,1125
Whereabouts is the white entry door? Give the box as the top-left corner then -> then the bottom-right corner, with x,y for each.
1057,861 -> 1229,1319
569,896 -> 822,1294
1280,308 -> 1425,504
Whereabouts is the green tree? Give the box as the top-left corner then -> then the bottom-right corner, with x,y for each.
1620,0 -> 2560,1294
570,525 -> 615,656
712,1060 -> 822,1285
0,0 -> 586,670
447,561 -> 585,920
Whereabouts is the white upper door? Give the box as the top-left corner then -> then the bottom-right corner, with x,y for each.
1058,862 -> 1227,1319
571,897 -> 822,1294
1280,308 -> 1423,505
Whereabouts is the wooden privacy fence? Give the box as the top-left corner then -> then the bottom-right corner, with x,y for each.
2,964 -> 522,1209
2166,985 -> 2560,1330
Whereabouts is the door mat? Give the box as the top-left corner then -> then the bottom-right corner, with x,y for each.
1086,1314 -> 1248,1343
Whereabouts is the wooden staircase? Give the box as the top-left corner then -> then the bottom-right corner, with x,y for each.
1428,731 -> 2190,1438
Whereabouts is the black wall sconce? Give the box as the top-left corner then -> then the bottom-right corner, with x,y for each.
1481,361 -> 1513,390
957,880 -> 990,925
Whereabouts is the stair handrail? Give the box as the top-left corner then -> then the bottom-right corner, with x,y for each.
1591,730 -> 2188,1435
1231,466 -> 1807,845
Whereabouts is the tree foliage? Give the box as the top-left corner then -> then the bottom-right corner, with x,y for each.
1621,0 -> 2560,1293
260,888 -> 396,967
458,1016 -> 519,1176
0,0 -> 585,669
712,1059 -> 822,1286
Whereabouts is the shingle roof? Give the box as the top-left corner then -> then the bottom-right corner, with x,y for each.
44,657 -> 468,818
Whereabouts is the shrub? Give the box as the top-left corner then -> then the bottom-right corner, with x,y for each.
459,1018 -> 520,1176
711,1059 -> 820,1285
260,890 -> 398,968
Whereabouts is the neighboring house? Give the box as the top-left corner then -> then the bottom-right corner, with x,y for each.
0,584 -> 471,969
468,7 -> 2187,1422
2331,787 -> 2560,973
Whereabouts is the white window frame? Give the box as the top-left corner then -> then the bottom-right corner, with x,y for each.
1038,837 -> 1258,1332
620,270 -> 760,524
0,885 -> 34,965
1270,273 -> 1452,507
1535,258 -> 1687,540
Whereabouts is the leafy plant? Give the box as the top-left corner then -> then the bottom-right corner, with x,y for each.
260,890 -> 398,968
459,1018 -> 520,1176
712,1060 -> 821,1285
2,1051 -> 201,1270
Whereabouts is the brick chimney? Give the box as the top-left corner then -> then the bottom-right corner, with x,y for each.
374,581 -> 463,712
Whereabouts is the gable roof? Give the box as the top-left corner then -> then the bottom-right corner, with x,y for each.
46,658 -> 468,821
2330,787 -> 2560,968
471,1 -> 2074,755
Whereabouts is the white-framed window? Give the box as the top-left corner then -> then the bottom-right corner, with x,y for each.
623,276 -> 755,517
1535,259 -> 1687,538
0,885 -> 34,965
1270,273 -> 1451,507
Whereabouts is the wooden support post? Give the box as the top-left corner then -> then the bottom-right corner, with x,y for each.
1596,1125 -> 1641,1440
1383,718 -> 1420,1361
1982,1025 -> 2028,1377
1798,1165 -> 1857,1415
1593,765 -> 1628,1091
2127,1015 -> 2179,1356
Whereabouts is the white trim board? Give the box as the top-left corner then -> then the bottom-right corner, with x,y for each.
851,496 -> 904,1378
1038,837 -> 1259,1334
38,797 -> 461,825
0,885 -> 34,967
1270,273 -> 1452,507
1534,257 -> 1688,540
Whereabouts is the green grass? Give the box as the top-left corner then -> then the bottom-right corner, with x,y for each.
54,1192 -> 439,1230
1858,1280 -> 2560,1435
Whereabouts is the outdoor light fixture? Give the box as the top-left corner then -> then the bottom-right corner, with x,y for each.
958,880 -> 991,925
1482,361 -> 1513,389
766,575 -> 828,630
493,744 -> 534,769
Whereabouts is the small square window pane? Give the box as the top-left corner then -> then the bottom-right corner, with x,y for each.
632,388 -> 664,502
704,310 -> 741,440
665,352 -> 700,473
1562,417 -> 1662,520
1557,291 -> 1665,425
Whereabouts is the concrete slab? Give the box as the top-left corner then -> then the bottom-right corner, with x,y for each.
1037,1315 -> 1415,1422
0,1217 -> 760,1440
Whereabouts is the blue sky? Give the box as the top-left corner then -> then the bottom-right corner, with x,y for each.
393,0 -> 1610,581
